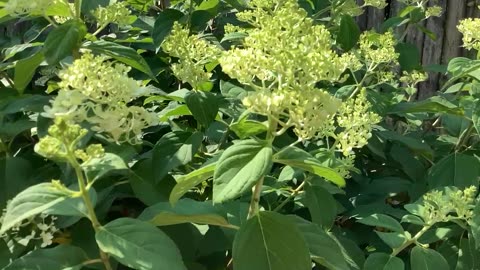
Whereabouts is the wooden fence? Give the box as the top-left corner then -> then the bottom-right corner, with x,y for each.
358,0 -> 480,99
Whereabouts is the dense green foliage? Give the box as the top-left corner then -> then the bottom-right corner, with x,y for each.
1,0 -> 480,269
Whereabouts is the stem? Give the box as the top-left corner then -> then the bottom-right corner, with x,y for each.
454,123 -> 474,152
391,225 -> 431,257
70,157 -> 112,270
43,15 -> 58,27
273,181 -> 306,212
74,0 -> 82,19
247,177 -> 265,219
92,24 -> 108,36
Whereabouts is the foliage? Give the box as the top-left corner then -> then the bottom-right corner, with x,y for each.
0,0 -> 479,269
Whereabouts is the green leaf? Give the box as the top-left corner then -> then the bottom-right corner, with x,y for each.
213,139 -> 273,203
96,218 -> 186,270
336,15 -> 360,51
230,119 -> 268,139
152,9 -> 185,47
159,104 -> 193,121
390,96 -> 464,116
46,188 -> 96,218
473,101 -> 480,135
44,20 -> 87,64
273,146 -> 345,187
170,162 -> 216,205
14,51 -> 44,94
0,183 -> 70,234
3,245 -> 88,270
185,91 -> 219,127
469,198 -> 480,249
0,240 -> 11,269
293,217 -> 350,270
364,253 -> 404,270
153,131 -> 203,183
84,40 -> 155,79
81,153 -> 128,183
139,198 -> 237,229
304,184 -> 337,229
427,153 -> 480,189
376,232 -> 408,249
233,211 -> 311,270
410,246 -> 449,270
358,214 -> 404,232
396,42 -> 421,71
456,234 -> 480,270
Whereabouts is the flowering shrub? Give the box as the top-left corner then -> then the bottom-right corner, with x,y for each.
0,0 -> 480,269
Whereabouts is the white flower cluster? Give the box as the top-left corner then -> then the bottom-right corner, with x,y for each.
4,0 -> 54,15
43,52 -> 157,144
0,209 -> 58,248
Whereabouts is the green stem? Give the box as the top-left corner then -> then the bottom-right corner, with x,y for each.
273,180 -> 306,212
74,0 -> 82,19
247,177 -> 265,219
70,157 -> 112,270
43,15 -> 58,27
454,122 -> 474,152
391,225 -> 431,257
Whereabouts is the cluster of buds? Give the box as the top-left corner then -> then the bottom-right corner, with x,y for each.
458,18 -> 480,51
93,2 -> 132,27
162,22 -> 222,90
420,186 -> 477,225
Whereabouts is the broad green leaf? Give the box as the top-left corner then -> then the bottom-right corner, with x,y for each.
294,217 -> 350,270
185,91 -> 219,127
358,214 -> 404,232
139,198 -> 237,229
4,42 -> 42,61
130,158 -> 174,206
3,245 -> 88,270
233,211 -> 311,270
0,157 -> 33,210
159,104 -> 193,121
81,153 -> 128,183
337,15 -> 360,51
0,240 -> 11,269
390,96 -> 464,116
0,183 -> 70,234
469,198 -> 480,249
376,130 -> 433,158
170,162 -> 216,205
44,20 -> 87,64
0,95 -> 50,115
152,9 -> 184,47
273,146 -> 345,187
364,253 -> 404,270
396,42 -> 420,71
220,80 -> 248,99
376,232 -> 408,249
213,140 -> 273,203
473,101 -> 480,135
46,188 -> 96,218
96,218 -> 186,270
410,246 -> 449,270
427,153 -> 480,188
401,214 -> 425,225
153,131 -> 203,182
456,234 -> 480,270
304,184 -> 337,229
14,51 -> 44,93
230,119 -> 268,139
84,40 -> 155,78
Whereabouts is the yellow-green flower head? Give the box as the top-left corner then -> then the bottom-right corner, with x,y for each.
58,52 -> 140,103
425,6 -> 443,18
219,0 -> 348,89
359,31 -> 399,66
400,70 -> 428,87
45,52 -> 157,144
243,87 -> 341,140
336,0 -> 363,17
363,0 -> 388,9
93,2 -> 132,27
162,22 -> 222,90
458,18 -> 480,51
4,0 -> 54,15
335,90 -> 381,156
